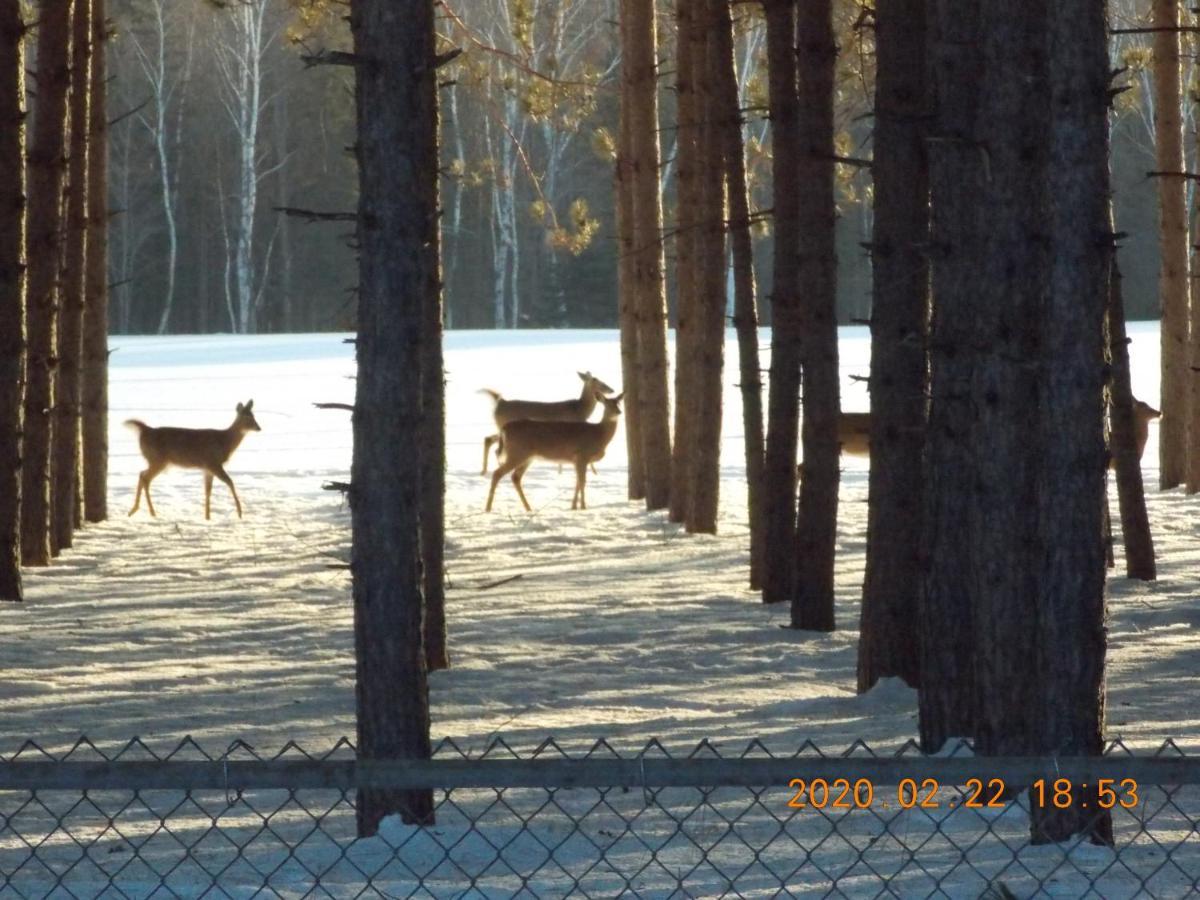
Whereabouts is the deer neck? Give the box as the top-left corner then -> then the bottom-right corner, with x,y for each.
577,383 -> 597,417
224,421 -> 249,457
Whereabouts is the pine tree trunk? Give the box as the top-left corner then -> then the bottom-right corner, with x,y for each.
616,3 -> 645,501
21,0 -> 73,568
686,0 -> 725,535
1154,0 -> 1188,489
0,0 -> 25,601
625,0 -> 672,511
1031,0 -> 1112,844
918,0 -> 981,753
713,0 -> 764,584
791,0 -> 838,632
760,0 -> 802,605
1108,258 -> 1156,580
81,0 -> 108,523
857,0 -> 927,690
52,0 -> 92,552
422,204 -> 448,672
350,0 -> 435,836
969,0 -> 1046,759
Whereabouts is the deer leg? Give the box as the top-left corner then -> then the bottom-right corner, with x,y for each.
212,465 -> 243,518
135,462 -> 166,518
486,460 -> 516,511
482,435 -> 497,475
204,472 -> 214,521
128,473 -> 144,516
511,463 -> 533,512
573,460 -> 589,510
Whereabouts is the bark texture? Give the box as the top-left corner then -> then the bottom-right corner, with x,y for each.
760,0 -> 801,604
858,0 -> 927,689
81,0 -> 107,523
1153,0 -> 1188,489
791,0 -> 839,631
714,0 -> 764,583
1031,0 -> 1112,845
919,0 -> 981,753
53,0 -> 92,551
422,201 -> 447,673
0,0 -> 25,601
350,0 -> 435,836
624,0 -> 672,511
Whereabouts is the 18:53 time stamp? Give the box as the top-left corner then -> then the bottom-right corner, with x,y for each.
785,777 -> 1140,810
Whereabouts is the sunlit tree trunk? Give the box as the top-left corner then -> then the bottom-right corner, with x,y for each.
0,0 -> 26,601
21,0 -> 73,567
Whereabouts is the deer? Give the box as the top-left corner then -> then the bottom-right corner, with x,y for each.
486,391 -> 624,512
126,400 -> 262,520
480,371 -> 615,475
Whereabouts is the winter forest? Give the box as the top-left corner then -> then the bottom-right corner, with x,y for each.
3,0 -> 1200,895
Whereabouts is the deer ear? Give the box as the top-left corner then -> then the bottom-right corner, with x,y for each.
613,392 -> 625,403
236,403 -> 245,414
579,371 -> 590,381
245,399 -> 254,411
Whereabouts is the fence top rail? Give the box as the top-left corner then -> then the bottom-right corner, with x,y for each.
0,755 -> 1198,791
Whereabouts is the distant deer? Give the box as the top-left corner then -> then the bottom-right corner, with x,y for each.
126,400 -> 262,520
480,371 -> 615,475
486,391 -> 624,512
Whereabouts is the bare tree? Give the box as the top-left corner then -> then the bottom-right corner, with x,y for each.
350,0 -> 437,836
22,0 -> 74,567
0,0 -> 26,601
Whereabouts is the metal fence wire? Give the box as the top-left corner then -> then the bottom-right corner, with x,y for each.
0,736 -> 1197,898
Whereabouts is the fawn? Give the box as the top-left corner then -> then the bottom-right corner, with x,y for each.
486,391 -> 624,512
126,400 -> 262,520
480,371 -> 614,475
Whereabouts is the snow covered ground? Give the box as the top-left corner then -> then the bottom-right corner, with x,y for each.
1,324 -> 1198,897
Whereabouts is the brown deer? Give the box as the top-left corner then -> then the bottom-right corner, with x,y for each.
1118,398 -> 1161,466
486,391 -> 624,512
481,371 -> 614,475
126,400 -> 262,520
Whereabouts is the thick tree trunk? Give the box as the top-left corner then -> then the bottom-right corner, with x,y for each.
760,0 -> 802,604
616,4 -> 644,501
0,0 -> 25,601
21,0 -> 73,567
969,0 -> 1046,759
52,0 -> 92,552
1031,0 -> 1112,845
350,0 -> 435,836
422,209 -> 448,672
918,0 -> 982,753
669,0 -> 699,524
791,0 -> 838,632
1108,259 -> 1156,580
857,0 -> 927,690
625,0 -> 672,511
713,0 -> 764,583
81,0 -> 108,523
686,0 -> 724,535
1153,0 -> 1188,489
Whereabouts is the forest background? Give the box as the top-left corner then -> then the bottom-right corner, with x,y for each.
104,0 -> 1177,335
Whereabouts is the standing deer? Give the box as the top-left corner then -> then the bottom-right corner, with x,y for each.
486,391 -> 624,512
126,400 -> 262,520
480,371 -> 614,475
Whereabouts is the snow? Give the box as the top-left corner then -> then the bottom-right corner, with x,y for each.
1,323 -> 1198,896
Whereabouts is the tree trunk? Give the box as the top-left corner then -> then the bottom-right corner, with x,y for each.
21,0 -> 73,568
625,0 -> 672,511
1030,0 -> 1112,845
760,0 -> 802,605
969,0 -> 1046,760
791,0 -> 838,632
422,202 -> 448,673
918,0 -> 982,753
81,0 -> 108,523
686,0 -> 725,535
52,0 -> 92,552
669,0 -> 700,524
350,0 -> 435,836
857,0 -> 927,690
713,0 -> 764,584
616,2 -> 644,501
1153,0 -> 1188,489
0,0 -> 25,601
1108,258 -> 1156,580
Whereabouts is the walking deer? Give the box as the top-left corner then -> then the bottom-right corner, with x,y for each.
486,391 -> 624,512
480,371 -> 615,475
126,400 -> 262,520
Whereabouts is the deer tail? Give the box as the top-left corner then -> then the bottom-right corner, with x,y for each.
479,388 -> 502,406
124,419 -> 148,433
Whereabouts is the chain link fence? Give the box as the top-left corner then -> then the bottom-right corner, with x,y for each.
0,736 -> 1197,898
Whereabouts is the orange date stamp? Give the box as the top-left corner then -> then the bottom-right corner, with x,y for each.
785,777 -> 1140,810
